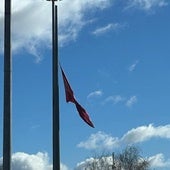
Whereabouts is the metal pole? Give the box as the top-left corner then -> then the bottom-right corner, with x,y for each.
47,0 -> 60,169
53,4 -> 60,170
3,0 -> 12,169
112,152 -> 116,170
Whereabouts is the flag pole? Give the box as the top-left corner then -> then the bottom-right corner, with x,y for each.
3,0 -> 12,169
53,4 -> 60,170
47,0 -> 60,170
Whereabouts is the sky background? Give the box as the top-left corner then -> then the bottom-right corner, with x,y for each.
0,0 -> 170,169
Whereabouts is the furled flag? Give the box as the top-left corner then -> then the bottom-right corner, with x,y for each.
60,65 -> 94,128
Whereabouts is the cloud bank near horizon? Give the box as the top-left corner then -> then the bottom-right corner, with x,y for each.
0,150 -> 169,170
0,152 -> 68,170
77,123 -> 170,169
75,152 -> 170,170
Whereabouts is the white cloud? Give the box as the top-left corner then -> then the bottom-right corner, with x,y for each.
0,1 -> 52,62
148,153 -> 170,168
103,95 -> 137,107
92,23 -> 123,36
0,152 -> 69,170
60,163 -> 69,170
126,95 -> 137,107
75,153 -> 170,170
77,131 -> 119,151
128,60 -> 139,72
104,95 -> 125,104
87,90 -> 103,99
76,124 -> 170,168
77,124 -> 170,151
121,124 -> 170,144
75,157 -> 96,170
0,0 -> 112,61
75,156 -> 113,170
127,0 -> 168,10
1,0 -> 168,60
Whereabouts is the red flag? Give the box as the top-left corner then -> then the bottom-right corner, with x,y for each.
74,100 -> 94,128
60,66 -> 94,128
60,66 -> 76,103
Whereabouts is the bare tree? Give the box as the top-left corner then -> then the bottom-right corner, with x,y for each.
76,146 -> 150,170
116,146 -> 149,170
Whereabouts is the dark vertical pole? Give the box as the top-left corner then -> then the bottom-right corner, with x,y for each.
46,0 -> 60,169
112,152 -> 116,170
3,0 -> 12,169
53,4 -> 60,170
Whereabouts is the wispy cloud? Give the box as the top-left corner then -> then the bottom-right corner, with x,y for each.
77,124 -> 170,150
128,60 -> 139,72
127,0 -> 168,10
104,95 -> 125,104
103,95 -> 137,107
87,90 -> 103,99
92,23 -> 124,36
30,124 -> 40,130
1,0 -> 168,61
126,95 -> 137,107
58,0 -> 112,46
0,0 -> 112,60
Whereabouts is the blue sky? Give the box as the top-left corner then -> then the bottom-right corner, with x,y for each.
0,0 -> 170,169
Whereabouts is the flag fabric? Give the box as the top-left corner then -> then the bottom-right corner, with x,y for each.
60,66 -> 75,103
74,100 -> 94,128
60,65 -> 94,128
